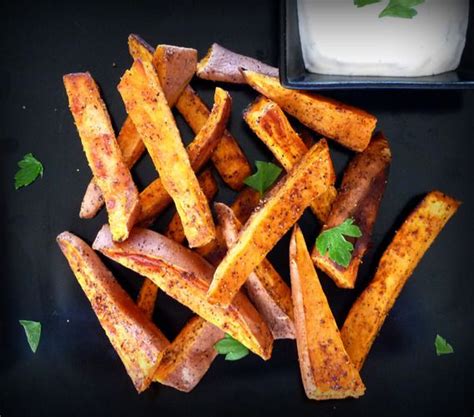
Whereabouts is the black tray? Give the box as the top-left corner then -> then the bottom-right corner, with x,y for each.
1,1 -> 473,417
281,0 -> 474,89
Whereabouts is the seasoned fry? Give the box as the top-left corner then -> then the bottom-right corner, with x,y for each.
289,226 -> 365,400
166,170 -> 218,244
93,225 -> 273,360
243,70 -> 377,152
118,59 -> 215,247
80,117 -> 145,219
216,203 -> 295,339
176,85 -> 251,190
244,96 -> 337,223
63,73 -> 140,241
208,139 -> 334,307
312,134 -> 391,288
137,86 -> 232,226
136,278 -> 159,320
197,43 -> 278,84
138,172 -> 217,320
57,232 -> 169,393
80,38 -> 196,219
341,191 -> 460,370
230,186 -> 262,225
153,45 -> 197,107
154,316 -> 224,392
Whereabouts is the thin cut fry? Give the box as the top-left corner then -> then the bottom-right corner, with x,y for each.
341,191 -> 460,370
166,170 -> 218,244
57,232 -> 169,393
216,203 -> 295,339
118,59 -> 215,247
176,85 -> 251,190
289,226 -> 365,400
80,38 -> 196,219
63,73 -> 140,241
243,70 -> 377,152
154,316 -> 224,392
93,225 -> 273,360
312,134 -> 391,289
137,86 -> 232,226
244,96 -> 337,223
136,278 -> 159,320
230,186 -> 262,225
208,139 -> 334,307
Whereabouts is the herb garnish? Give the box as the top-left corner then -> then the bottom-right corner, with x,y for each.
214,334 -> 249,361
354,0 -> 425,19
244,161 -> 282,195
19,320 -> 42,353
434,334 -> 454,356
14,153 -> 43,189
315,218 -> 362,268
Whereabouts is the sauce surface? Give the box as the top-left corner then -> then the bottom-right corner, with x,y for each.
298,0 -> 469,77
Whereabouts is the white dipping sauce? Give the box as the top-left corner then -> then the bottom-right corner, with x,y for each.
298,0 -> 469,76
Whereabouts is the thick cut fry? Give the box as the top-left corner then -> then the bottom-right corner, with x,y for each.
153,45 -> 197,107
341,191 -> 460,370
312,134 -> 391,288
230,187 -> 262,225
154,316 -> 224,392
166,170 -> 218,244
57,232 -> 169,393
63,73 -> 140,241
137,170 -> 218,319
243,70 -> 377,152
80,117 -> 145,219
176,85 -> 251,190
137,86 -> 232,226
208,139 -> 334,307
289,226 -> 365,400
80,38 -> 196,219
136,278 -> 159,320
118,60 -> 215,247
216,203 -> 295,339
197,43 -> 278,84
93,225 -> 273,360
244,96 -> 337,223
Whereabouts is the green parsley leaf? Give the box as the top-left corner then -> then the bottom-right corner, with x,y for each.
379,0 -> 425,19
14,153 -> 43,189
19,320 -> 41,353
434,334 -> 454,356
354,0 -> 382,7
214,334 -> 249,361
315,218 -> 362,268
244,161 -> 282,195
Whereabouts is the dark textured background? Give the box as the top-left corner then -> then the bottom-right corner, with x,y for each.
0,1 -> 472,416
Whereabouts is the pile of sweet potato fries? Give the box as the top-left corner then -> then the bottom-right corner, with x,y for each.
58,35 -> 460,399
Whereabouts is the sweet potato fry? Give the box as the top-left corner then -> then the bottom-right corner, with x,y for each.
230,186 -> 262,225
289,226 -> 365,400
242,70 -> 377,152
80,38 -> 196,219
63,73 -> 140,242
216,203 -> 295,339
166,170 -> 218,244
57,232 -> 169,393
154,316 -> 224,392
93,225 -> 273,360
312,134 -> 391,289
137,86 -> 232,226
208,139 -> 334,307
176,85 -> 251,190
197,43 -> 278,84
341,191 -> 460,370
136,278 -> 159,320
80,117 -> 145,219
118,59 -> 215,247
244,96 -> 337,223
